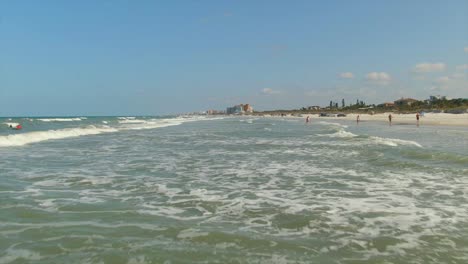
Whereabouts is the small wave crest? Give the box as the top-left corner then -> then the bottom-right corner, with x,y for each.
317,121 -> 348,128
37,118 -> 84,122
0,126 -> 118,147
0,116 -> 215,147
318,129 -> 357,138
118,119 -> 146,124
3,122 -> 20,127
370,136 -> 422,148
120,118 -> 187,130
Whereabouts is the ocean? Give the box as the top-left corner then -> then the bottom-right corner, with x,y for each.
1,116 -> 467,263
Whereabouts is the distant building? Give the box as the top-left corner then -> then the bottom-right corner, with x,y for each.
227,104 -> 253,114
206,109 -> 223,115
243,104 -> 253,113
394,98 -> 419,107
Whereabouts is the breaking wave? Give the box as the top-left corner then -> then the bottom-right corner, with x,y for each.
316,127 -> 422,147
0,126 -> 118,147
3,122 -> 20,127
0,117 -> 212,147
370,136 -> 423,147
118,119 -> 146,124
317,121 -> 348,128
37,118 -> 84,122
319,129 -> 358,138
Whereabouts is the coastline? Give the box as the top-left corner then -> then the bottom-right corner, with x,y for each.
254,113 -> 468,127
316,113 -> 468,126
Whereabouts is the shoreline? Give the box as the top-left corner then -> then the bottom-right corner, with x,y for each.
253,113 -> 468,127
314,113 -> 467,127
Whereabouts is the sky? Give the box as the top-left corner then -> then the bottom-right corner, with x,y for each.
0,0 -> 467,116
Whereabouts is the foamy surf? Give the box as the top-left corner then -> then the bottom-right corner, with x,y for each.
370,136 -> 423,147
317,121 -> 348,128
3,122 -> 20,127
319,129 -> 357,138
37,118 -> 84,122
121,119 -> 184,130
0,126 -> 118,147
0,116 -> 212,147
118,119 -> 147,124
0,116 -> 466,263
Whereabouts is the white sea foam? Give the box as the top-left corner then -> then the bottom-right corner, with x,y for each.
370,136 -> 422,147
0,117 -> 209,147
0,249 -> 41,263
317,121 -> 348,128
1,116 -> 465,262
37,118 -> 84,122
3,122 -> 20,127
321,129 -> 357,138
121,119 -> 184,130
0,126 -> 118,147
177,228 -> 209,239
118,119 -> 146,124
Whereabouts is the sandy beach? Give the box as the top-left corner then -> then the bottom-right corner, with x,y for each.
302,113 -> 468,126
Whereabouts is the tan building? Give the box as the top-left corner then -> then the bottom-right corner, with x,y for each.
382,102 -> 395,107
227,104 -> 253,114
243,104 -> 253,113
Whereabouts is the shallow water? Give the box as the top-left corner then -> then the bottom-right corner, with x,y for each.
1,116 -> 467,263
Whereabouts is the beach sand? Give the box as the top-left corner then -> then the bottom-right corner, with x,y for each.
296,113 -> 468,126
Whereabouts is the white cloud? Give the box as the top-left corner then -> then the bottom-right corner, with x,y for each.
339,72 -> 354,79
456,64 -> 468,71
412,62 -> 446,73
436,76 -> 450,83
451,73 -> 465,79
365,72 -> 391,85
430,69 -> 468,95
465,46 -> 468,53
261,88 -> 280,95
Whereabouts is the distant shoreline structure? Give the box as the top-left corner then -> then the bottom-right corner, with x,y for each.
205,95 -> 468,116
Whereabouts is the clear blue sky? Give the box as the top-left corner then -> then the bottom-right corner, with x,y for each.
1,0 -> 467,116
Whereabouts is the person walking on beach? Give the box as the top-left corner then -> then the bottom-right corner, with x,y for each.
356,115 -> 360,124
306,116 -> 310,123
388,114 -> 392,126
416,113 -> 420,127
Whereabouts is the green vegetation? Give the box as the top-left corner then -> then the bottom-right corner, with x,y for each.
253,98 -> 468,116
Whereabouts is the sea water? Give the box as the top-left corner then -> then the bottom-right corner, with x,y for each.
0,116 -> 467,263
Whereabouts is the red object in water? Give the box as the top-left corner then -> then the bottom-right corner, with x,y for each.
15,124 -> 22,130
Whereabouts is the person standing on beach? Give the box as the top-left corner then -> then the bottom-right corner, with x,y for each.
356,115 -> 360,124
416,113 -> 420,126
388,114 -> 392,126
306,116 -> 310,123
